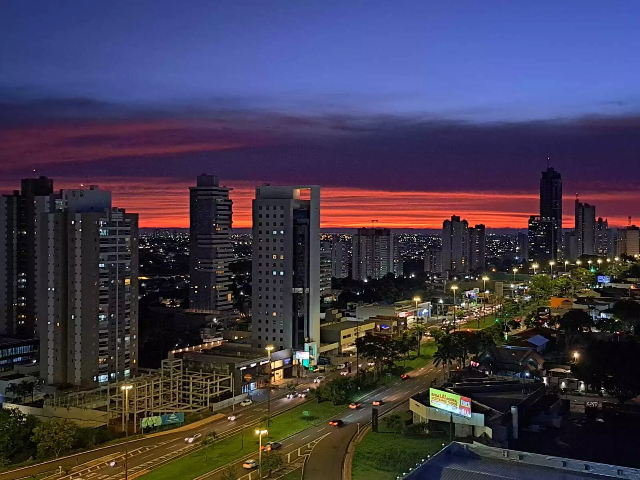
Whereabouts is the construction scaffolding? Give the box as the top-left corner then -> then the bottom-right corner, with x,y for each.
47,359 -> 232,433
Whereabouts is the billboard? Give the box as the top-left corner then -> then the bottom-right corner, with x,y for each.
140,412 -> 185,429
429,388 -> 472,418
597,275 -> 611,284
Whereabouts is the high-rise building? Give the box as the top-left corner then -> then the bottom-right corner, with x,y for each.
423,246 -> 443,274
351,228 -> 396,280
189,175 -> 233,312
442,215 -> 469,273
616,225 -> 640,257
563,231 -> 577,261
469,224 -> 486,271
528,216 -> 556,263
329,237 -> 348,278
251,186 -> 320,353
319,240 -> 333,295
539,167 -> 562,260
575,196 -> 596,257
38,186 -> 138,386
1,176 -> 54,337
596,217 -> 612,255
516,232 -> 528,261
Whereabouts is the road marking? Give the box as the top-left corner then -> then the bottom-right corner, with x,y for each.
344,414 -> 353,419
301,434 -> 310,440
317,427 -> 326,433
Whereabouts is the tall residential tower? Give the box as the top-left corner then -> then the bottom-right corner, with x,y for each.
189,175 -> 233,312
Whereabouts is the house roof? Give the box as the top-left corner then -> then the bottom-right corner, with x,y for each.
526,335 -> 549,347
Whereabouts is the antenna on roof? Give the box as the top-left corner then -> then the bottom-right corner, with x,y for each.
547,157 -> 550,169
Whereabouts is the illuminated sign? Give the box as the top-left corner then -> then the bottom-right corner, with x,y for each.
597,275 -> 611,284
295,351 -> 310,360
429,388 -> 471,418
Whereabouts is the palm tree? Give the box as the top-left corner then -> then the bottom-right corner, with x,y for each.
5,383 -> 20,402
413,324 -> 427,357
432,334 -> 457,379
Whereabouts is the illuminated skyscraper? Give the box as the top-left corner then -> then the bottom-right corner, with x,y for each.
539,166 -> 562,260
442,215 -> 469,273
575,196 -> 596,257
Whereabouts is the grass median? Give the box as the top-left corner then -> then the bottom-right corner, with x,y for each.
141,401 -> 344,480
352,427 -> 447,480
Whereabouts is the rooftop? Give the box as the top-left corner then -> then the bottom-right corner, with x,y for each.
404,442 -> 640,480
320,320 -> 374,331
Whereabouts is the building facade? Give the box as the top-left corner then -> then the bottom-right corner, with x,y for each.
469,224 -> 486,271
516,232 -> 528,261
38,187 -> 138,386
0,176 -> 55,338
575,197 -> 596,257
528,216 -> 556,264
616,225 -> 640,257
595,217 -> 612,255
189,175 -> 233,312
351,228 -> 396,280
319,240 -> 333,295
539,167 -> 562,260
423,246 -> 443,274
251,186 -> 320,353
442,215 -> 469,273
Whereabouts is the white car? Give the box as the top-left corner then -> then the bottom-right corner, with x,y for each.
336,363 -> 346,369
313,376 -> 325,384
340,371 -> 349,376
240,399 -> 253,407
184,433 -> 201,443
286,393 -> 296,399
227,415 -> 237,421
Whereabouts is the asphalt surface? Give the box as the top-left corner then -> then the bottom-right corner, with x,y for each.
303,364 -> 442,480
0,382 -> 317,480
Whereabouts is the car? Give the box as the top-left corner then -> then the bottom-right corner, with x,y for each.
340,371 -> 349,376
262,441 -> 282,452
242,459 -> 259,469
400,374 -> 410,380
297,391 -> 307,398
109,461 -> 117,467
227,415 -> 237,421
348,402 -> 361,409
372,400 -> 384,406
313,376 -> 325,384
240,399 -> 253,407
328,419 -> 344,427
184,433 -> 202,443
337,363 -> 346,369
286,393 -> 296,399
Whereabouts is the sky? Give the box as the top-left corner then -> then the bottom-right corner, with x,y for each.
2,0 -> 640,229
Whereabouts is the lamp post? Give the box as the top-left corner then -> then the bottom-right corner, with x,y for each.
265,346 -> 274,427
532,263 -> 539,275
512,267 -> 518,282
588,260 -> 593,270
256,429 -> 268,479
413,296 -> 421,325
121,384 -> 133,480
573,351 -> 579,362
450,285 -> 458,330
549,261 -> 555,277
482,276 -> 489,292
576,259 -> 582,267
564,260 -> 569,273
510,283 -> 516,299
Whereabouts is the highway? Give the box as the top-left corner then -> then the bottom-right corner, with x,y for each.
0,383 -> 316,480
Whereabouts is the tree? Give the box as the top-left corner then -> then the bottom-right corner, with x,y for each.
261,452 -> 284,476
355,334 -> 399,379
0,408 -> 39,465
382,414 -> 404,434
201,431 -> 218,461
572,267 -> 596,288
432,334 -> 458,377
325,376 -> 356,405
32,419 -> 79,459
573,339 -> 640,403
559,310 -> 594,334
528,275 -> 553,300
612,299 -> 640,332
221,465 -> 237,480
412,324 -> 427,357
552,276 -> 575,297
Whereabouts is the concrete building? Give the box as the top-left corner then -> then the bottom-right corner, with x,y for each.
575,196 -> 596,257
528,215 -> 556,264
469,224 -> 486,271
319,240 -> 333,295
251,185 -> 320,358
189,175 -> 233,312
351,228 -> 396,280
322,235 -> 347,278
37,186 -> 138,386
539,166 -> 562,257
596,217 -> 612,255
617,225 -> 640,257
423,246 -> 443,274
319,320 -> 375,354
563,231 -> 577,261
442,215 -> 469,273
0,176 -> 55,338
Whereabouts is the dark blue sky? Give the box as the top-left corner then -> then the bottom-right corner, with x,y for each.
3,0 -> 639,119
2,1 -> 640,228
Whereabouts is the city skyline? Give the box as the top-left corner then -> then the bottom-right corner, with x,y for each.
3,2 -> 640,229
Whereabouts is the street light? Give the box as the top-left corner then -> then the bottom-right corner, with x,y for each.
576,260 -> 582,266
564,260 -> 569,272
512,267 -> 518,282
588,260 -> 593,269
510,283 -> 515,298
265,346 -> 274,427
450,285 -> 458,330
532,263 -> 539,275
573,351 -> 579,362
256,429 -> 268,479
549,261 -> 555,277
482,276 -> 489,291
413,296 -> 421,325
121,384 -> 133,480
